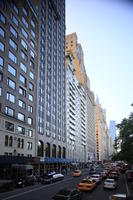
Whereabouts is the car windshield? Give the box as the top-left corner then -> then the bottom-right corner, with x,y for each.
106,179 -> 114,183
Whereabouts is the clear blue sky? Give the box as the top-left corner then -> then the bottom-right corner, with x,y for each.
66,0 -> 133,125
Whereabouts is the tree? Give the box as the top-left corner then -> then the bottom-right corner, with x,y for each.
113,104 -> 133,163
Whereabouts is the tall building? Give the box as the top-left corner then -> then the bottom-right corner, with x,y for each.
37,0 -> 66,173
109,120 -> 116,142
66,32 -> 87,90
95,100 -> 109,162
66,32 -> 96,164
66,52 -> 86,163
0,0 -> 38,159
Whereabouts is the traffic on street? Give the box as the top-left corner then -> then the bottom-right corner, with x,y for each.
0,162 -> 132,200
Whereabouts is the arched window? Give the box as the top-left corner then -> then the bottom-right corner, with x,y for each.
38,140 -> 43,157
9,136 -> 13,147
63,147 -> 66,158
45,143 -> 50,157
58,145 -> 61,158
52,144 -> 56,158
21,139 -> 24,148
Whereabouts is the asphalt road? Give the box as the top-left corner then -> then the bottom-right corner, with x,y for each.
0,169 -> 131,200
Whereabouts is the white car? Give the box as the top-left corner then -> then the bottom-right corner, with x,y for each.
52,173 -> 64,182
90,174 -> 102,183
104,178 -> 117,189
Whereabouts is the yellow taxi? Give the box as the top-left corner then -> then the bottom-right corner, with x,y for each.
73,170 -> 82,177
77,178 -> 97,191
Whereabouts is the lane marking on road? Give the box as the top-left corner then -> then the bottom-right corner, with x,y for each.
124,174 -> 130,196
2,177 -> 73,200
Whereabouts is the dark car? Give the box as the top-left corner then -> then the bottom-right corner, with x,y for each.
16,175 -> 36,187
52,188 -> 82,200
42,173 -> 64,184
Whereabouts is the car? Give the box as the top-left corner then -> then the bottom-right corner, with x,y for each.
52,188 -> 82,199
108,171 -> 118,180
16,175 -> 36,187
101,171 -> 107,179
42,173 -> 64,184
90,174 -> 102,183
127,172 -> 133,182
78,178 -> 97,191
109,193 -> 133,200
73,170 -> 82,177
104,178 -> 117,189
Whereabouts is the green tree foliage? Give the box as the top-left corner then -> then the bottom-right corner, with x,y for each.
113,105 -> 133,163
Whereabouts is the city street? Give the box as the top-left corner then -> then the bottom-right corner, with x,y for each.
0,169 -> 131,200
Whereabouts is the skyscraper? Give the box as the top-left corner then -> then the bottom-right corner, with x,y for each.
109,120 -> 116,142
0,0 -> 38,158
37,0 -> 66,172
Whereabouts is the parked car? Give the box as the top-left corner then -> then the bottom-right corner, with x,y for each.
90,174 -> 102,183
109,193 -> 133,200
42,173 -> 64,184
127,172 -> 133,182
15,175 -> 36,187
73,170 -> 82,177
104,178 -> 117,189
78,178 -> 97,191
52,188 -> 82,199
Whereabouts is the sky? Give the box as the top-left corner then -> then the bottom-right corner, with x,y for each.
66,0 -> 133,125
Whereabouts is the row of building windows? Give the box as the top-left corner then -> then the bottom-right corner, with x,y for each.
5,135 -> 33,150
5,121 -> 33,137
4,106 -> 33,125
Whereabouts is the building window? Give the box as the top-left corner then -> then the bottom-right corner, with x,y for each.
8,64 -> 16,76
28,129 -> 33,137
28,105 -> 33,113
5,135 -> 8,146
5,106 -> 14,117
0,56 -> 4,68
22,7 -> 28,16
19,74 -> 26,85
30,40 -> 35,48
21,27 -> 28,39
10,25 -> 18,38
0,72 -> 3,81
29,71 -> 34,80
31,29 -> 35,38
30,50 -> 35,59
28,117 -> 33,125
0,41 -> 4,52
0,12 -> 6,24
28,94 -> 33,102
18,99 -> 26,109
7,78 -> 16,89
19,87 -> 26,96
11,13 -> 18,27
0,27 -> 5,37
18,138 -> 24,148
27,142 -> 32,150
18,112 -> 25,121
6,92 -> 15,103
9,38 -> 17,51
21,39 -> 28,50
31,19 -> 35,28
29,82 -> 34,91
21,50 -> 27,62
17,126 -> 25,134
0,87 -> 2,96
9,136 -> 13,147
30,60 -> 34,69
22,17 -> 28,29
5,121 -> 14,132
9,51 -> 17,63
12,2 -> 19,14
20,62 -> 27,73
